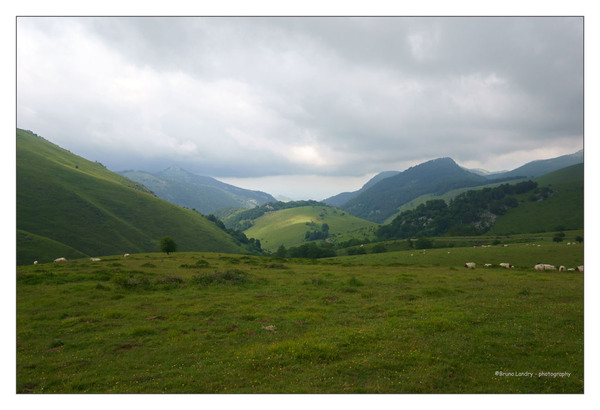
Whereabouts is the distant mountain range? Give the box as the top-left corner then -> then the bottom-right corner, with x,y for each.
119,167 -> 276,215
325,171 -> 400,207
324,150 -> 583,223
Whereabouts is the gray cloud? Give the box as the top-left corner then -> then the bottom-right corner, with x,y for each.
17,16 -> 583,196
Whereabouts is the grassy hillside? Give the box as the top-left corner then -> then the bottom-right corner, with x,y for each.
243,205 -> 376,251
17,243 -> 583,393
488,164 -> 583,235
17,129 -> 246,264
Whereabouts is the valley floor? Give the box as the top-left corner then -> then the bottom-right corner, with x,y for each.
16,243 -> 583,393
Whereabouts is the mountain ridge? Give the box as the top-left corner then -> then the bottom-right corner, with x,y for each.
338,157 -> 492,223
323,150 -> 583,222
119,167 -> 277,215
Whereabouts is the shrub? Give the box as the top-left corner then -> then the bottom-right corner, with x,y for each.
347,276 -> 364,287
48,339 -> 64,348
155,275 -> 184,284
414,237 -> 433,249
113,275 -> 151,289
347,247 -> 366,255
371,243 -> 387,253
192,269 -> 248,286
180,259 -> 210,269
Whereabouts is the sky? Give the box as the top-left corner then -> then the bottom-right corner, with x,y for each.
16,16 -> 584,200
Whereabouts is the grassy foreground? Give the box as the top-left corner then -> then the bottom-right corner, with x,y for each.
16,243 -> 583,393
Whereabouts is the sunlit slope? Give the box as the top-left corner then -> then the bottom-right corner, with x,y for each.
244,205 -> 376,251
16,129 -> 245,264
488,163 -> 584,235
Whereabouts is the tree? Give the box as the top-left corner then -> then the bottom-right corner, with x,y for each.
274,244 -> 287,258
159,236 -> 177,255
414,237 -> 433,249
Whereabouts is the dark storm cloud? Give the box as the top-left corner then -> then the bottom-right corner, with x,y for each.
17,16 -> 583,187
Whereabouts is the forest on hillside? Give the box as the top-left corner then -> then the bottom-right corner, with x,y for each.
376,180 -> 542,239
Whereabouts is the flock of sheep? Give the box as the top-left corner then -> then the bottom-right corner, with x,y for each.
464,262 -> 583,272
42,248 -> 583,273
33,253 -> 132,265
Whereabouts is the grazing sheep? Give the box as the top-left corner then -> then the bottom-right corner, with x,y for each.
465,262 -> 476,269
33,261 -> 38,265
568,268 -> 575,271
534,263 -> 556,271
484,263 -> 493,267
54,257 -> 67,263
124,253 -> 130,258
559,266 -> 566,271
577,265 -> 584,272
499,263 -> 513,269
90,258 -> 102,262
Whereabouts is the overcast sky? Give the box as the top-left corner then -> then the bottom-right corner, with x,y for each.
17,16 -> 583,200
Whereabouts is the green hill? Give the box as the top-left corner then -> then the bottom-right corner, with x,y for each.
488,163 -> 584,235
16,129 -> 248,265
243,204 -> 377,251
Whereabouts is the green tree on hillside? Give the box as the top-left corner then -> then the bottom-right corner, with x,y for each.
159,236 -> 177,255
274,244 -> 287,258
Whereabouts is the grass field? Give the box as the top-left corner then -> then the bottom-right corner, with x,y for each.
16,242 -> 583,393
244,205 -> 376,251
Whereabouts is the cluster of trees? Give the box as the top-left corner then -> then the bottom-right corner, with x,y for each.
206,214 -> 262,253
305,223 -> 329,241
274,242 -> 336,259
377,181 -> 539,239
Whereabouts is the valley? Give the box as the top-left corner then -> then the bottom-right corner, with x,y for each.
15,128 -> 585,394
17,242 -> 583,393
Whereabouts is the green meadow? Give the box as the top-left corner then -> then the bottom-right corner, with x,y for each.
244,205 -> 376,251
17,242 -> 583,393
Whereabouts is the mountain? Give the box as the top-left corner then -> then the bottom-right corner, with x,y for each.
376,163 -> 584,239
464,168 -> 508,177
339,158 -> 490,223
16,129 -> 251,265
119,168 -> 276,215
497,149 -> 583,179
323,171 -> 400,207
